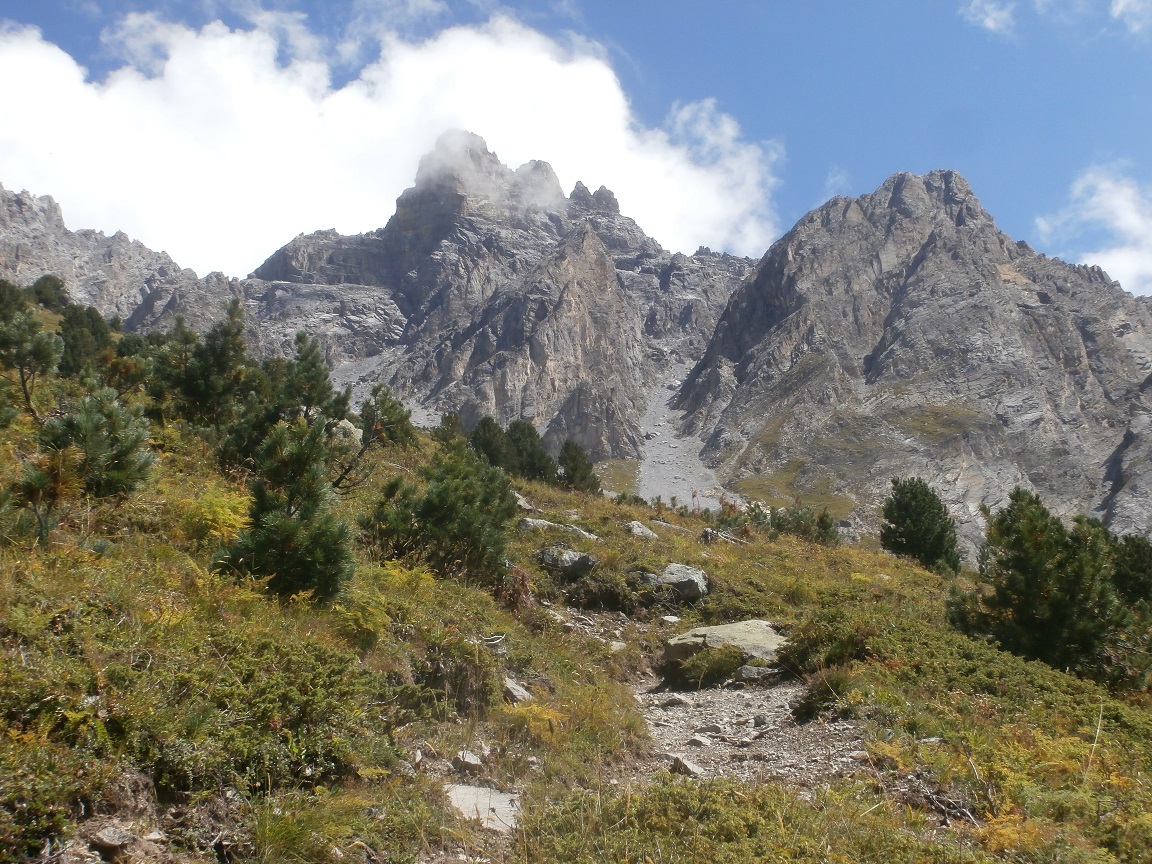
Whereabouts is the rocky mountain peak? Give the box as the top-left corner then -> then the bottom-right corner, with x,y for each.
872,169 -> 986,224
408,130 -> 566,218
678,168 -> 1152,551
0,183 -> 68,234
568,181 -> 621,215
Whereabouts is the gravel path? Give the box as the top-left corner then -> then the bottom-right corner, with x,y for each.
632,680 -> 867,787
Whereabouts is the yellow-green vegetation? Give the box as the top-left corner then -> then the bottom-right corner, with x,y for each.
593,458 -> 641,495
4,283 -> 1152,863
733,464 -> 857,520
884,401 -> 990,444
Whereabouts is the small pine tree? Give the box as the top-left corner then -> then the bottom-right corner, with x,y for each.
220,420 -> 353,601
8,448 -> 81,544
360,441 -> 517,586
38,388 -> 155,499
0,310 -> 63,422
358,384 -> 415,448
329,384 -> 417,491
880,477 -> 961,573
1,279 -> 29,320
557,438 -> 601,494
1111,533 -> 1152,604
468,416 -> 514,470
58,305 -> 112,378
948,488 -> 1128,678
181,298 -> 250,428
28,274 -> 69,312
506,419 -> 557,482
432,411 -> 464,445
280,332 -> 349,425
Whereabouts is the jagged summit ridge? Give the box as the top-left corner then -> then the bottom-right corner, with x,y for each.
678,168 -> 1152,548
11,149 -> 1150,543
1,134 -> 752,462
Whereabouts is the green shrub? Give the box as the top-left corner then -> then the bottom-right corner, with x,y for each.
359,441 -> 517,587
38,388 -> 154,499
770,503 -> 839,545
880,476 -> 960,573
0,308 -> 63,421
507,419 -> 558,482
558,439 -> 601,494
674,644 -> 745,689
57,305 -> 112,378
790,664 -> 862,722
0,736 -> 113,862
948,488 -> 1148,687
220,420 -> 353,601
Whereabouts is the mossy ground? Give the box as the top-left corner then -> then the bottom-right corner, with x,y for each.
2,411 -> 1152,863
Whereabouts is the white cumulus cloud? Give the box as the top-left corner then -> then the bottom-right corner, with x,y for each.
1111,0 -> 1152,32
960,0 -> 1017,34
1037,165 -> 1152,295
0,13 -> 782,278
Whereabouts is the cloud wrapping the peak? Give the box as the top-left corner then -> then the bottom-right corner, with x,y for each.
0,14 -> 781,278
1037,165 -> 1152,295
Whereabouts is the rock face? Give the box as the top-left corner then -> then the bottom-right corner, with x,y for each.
1,132 -> 752,460
10,152 -> 1152,543
283,130 -> 752,458
0,182 -> 238,334
678,170 -> 1152,548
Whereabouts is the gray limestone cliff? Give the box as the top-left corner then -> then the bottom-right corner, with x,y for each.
0,132 -> 752,460
246,131 -> 750,457
677,170 -> 1152,549
0,183 -> 237,333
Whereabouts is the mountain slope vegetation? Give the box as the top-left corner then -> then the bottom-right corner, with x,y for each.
2,283 -> 1152,863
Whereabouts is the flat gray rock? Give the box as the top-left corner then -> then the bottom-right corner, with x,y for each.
664,619 -> 787,664
503,677 -> 533,704
669,755 -> 706,777
626,520 -> 658,539
446,784 -> 519,832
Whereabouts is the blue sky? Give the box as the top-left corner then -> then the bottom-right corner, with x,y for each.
1,1 -> 1150,293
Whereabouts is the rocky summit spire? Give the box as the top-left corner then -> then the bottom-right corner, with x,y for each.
678,169 -> 1152,551
408,129 -> 566,218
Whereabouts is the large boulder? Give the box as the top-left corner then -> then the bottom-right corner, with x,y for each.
520,518 -> 600,541
664,619 -> 787,665
537,546 -> 599,580
642,564 -> 709,600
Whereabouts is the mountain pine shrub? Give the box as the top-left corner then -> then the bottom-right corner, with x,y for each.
359,440 -> 517,587
948,487 -> 1151,688
880,476 -> 961,573
38,388 -> 155,499
220,419 -> 354,601
558,438 -> 601,494
506,419 -> 558,482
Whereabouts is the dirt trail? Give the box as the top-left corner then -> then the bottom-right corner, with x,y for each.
631,679 -> 866,786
